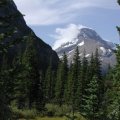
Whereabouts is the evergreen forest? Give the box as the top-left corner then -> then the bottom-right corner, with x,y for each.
0,0 -> 120,120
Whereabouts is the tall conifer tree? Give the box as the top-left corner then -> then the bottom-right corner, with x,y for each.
45,59 -> 53,101
82,76 -> 99,120
105,44 -> 120,120
70,47 -> 81,110
55,61 -> 63,105
55,52 -> 68,105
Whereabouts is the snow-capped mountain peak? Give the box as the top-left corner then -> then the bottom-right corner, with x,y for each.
78,24 -> 93,30
52,24 -> 93,50
53,24 -> 116,73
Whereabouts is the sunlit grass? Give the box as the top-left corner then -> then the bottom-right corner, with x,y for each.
36,114 -> 86,120
36,117 -> 66,120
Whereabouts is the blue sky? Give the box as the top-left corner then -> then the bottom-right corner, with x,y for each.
14,0 -> 120,48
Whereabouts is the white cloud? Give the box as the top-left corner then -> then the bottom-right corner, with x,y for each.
52,24 -> 86,49
13,0 -> 119,25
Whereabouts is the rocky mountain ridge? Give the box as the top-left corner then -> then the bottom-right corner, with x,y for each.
55,26 -> 116,73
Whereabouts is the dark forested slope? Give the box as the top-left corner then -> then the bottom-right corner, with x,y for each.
0,0 -> 59,71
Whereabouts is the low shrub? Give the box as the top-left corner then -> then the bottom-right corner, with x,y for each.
45,104 -> 71,117
11,107 -> 37,119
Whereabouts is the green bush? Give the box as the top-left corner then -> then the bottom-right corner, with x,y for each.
45,104 -> 57,117
11,107 -> 37,119
45,104 -> 71,117
55,105 -> 71,117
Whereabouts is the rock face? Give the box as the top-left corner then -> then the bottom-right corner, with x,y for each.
55,26 -> 116,73
0,0 -> 59,70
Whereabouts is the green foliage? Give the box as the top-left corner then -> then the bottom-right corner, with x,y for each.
45,59 -> 56,101
70,47 -> 81,108
1,1 -> 120,119
15,34 -> 45,111
37,115 -> 86,120
65,63 -> 73,104
55,61 -> 64,105
105,45 -> 120,120
0,94 -> 12,120
12,107 -> 37,119
104,2 -> 120,119
0,2 -> 25,118
55,53 -> 68,105
82,76 -> 99,120
45,104 -> 71,117
94,49 -> 102,80
36,117 -> 66,120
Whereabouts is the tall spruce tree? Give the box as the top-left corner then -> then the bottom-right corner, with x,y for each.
63,52 -> 69,102
75,66 -> 82,111
105,2 -> 120,119
70,47 -> 81,110
105,45 -> 120,120
45,59 -> 53,101
23,33 -> 43,109
55,61 -> 63,105
14,33 -> 45,111
55,52 -> 68,105
0,54 -> 15,104
88,53 -> 95,80
14,55 -> 29,109
35,71 -> 45,111
45,58 -> 56,102
94,49 -> 101,79
94,49 -> 104,108
81,51 -> 89,107
66,62 -> 73,104
82,76 -> 99,120
81,50 -> 88,83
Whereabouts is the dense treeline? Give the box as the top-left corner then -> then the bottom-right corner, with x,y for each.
45,47 -> 104,120
0,33 -> 104,120
103,1 -> 120,120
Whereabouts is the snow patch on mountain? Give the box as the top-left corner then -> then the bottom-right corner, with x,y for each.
100,47 -> 106,55
78,41 -> 84,46
52,24 -> 93,50
62,39 -> 78,48
79,53 -> 83,56
68,49 -> 74,54
63,43 -> 73,48
108,49 -> 112,53
85,54 -> 90,57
